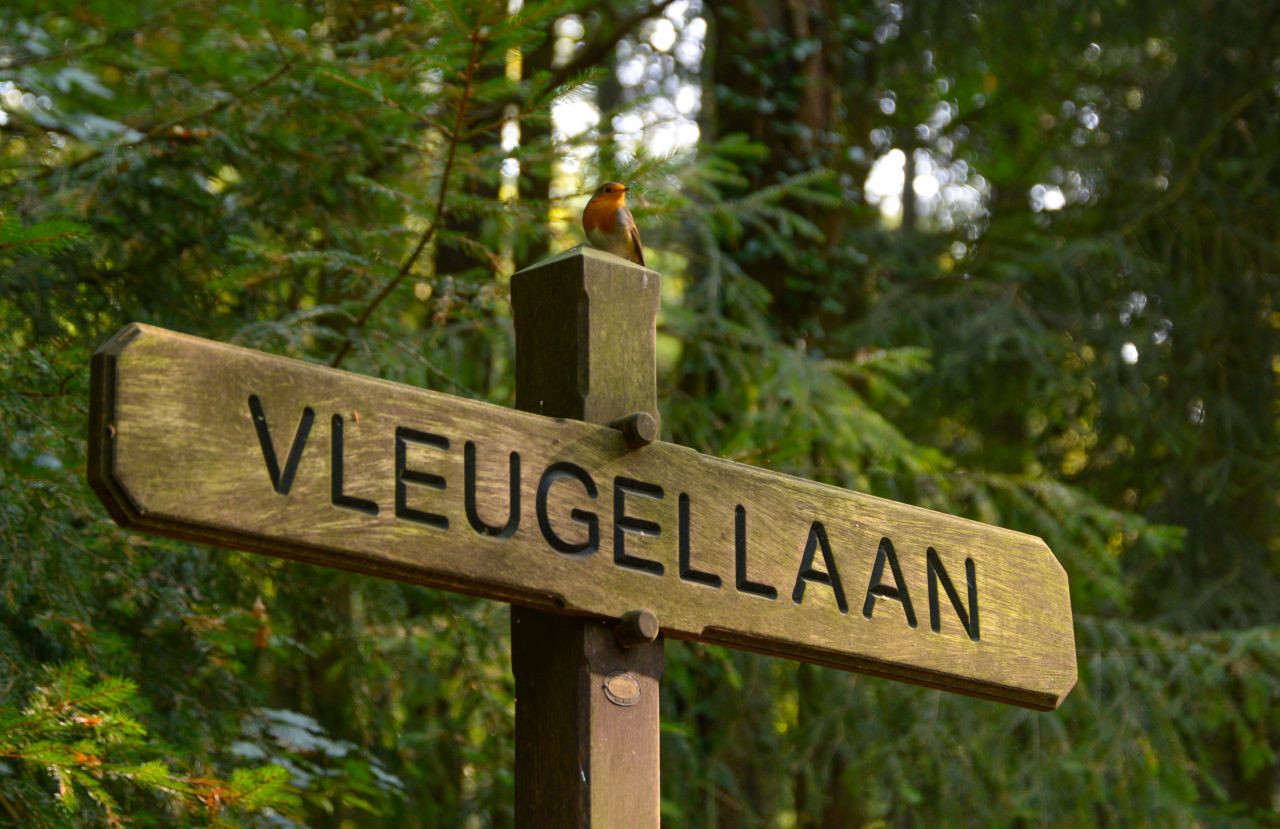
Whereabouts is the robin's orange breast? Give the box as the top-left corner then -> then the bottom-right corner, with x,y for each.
583,197 -> 623,233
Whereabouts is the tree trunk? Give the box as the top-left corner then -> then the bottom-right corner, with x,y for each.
701,0 -> 846,339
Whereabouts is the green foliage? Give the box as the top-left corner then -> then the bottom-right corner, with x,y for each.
1,0 -> 1277,826
677,0 -> 1279,825
0,215 -> 88,259
0,662 -> 298,827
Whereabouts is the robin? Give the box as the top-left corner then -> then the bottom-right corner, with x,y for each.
582,182 -> 645,266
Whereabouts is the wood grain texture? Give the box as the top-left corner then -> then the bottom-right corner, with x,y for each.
87,321 -> 1075,710
511,608 -> 664,829
510,247 -> 664,829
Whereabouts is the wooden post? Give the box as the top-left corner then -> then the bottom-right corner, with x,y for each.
510,246 -> 665,828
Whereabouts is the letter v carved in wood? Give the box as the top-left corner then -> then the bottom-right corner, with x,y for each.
248,394 -> 314,496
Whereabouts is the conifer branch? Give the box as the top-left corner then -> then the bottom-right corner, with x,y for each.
1119,85 -> 1263,238
329,23 -> 488,368
0,790 -> 20,823
467,0 -> 680,127
0,60 -> 294,193
0,0 -> 196,71
550,0 -> 680,92
316,68 -> 451,134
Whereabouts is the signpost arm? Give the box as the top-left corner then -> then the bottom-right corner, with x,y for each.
510,247 -> 665,828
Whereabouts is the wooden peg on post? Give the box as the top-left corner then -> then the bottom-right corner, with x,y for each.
614,609 -> 660,648
610,412 -> 658,450
510,246 -> 664,828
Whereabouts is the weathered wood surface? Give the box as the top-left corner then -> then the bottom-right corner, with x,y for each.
88,316 -> 1075,710
511,609 -> 664,828
510,246 -> 664,829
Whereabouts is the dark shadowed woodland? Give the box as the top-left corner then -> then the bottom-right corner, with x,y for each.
1,0 -> 1278,826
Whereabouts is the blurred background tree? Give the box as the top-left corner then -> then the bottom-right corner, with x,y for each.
1,0 -> 1277,826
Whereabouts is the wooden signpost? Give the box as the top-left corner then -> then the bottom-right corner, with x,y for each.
88,246 -> 1076,826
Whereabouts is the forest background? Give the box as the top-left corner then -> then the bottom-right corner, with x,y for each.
1,0 -> 1278,826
